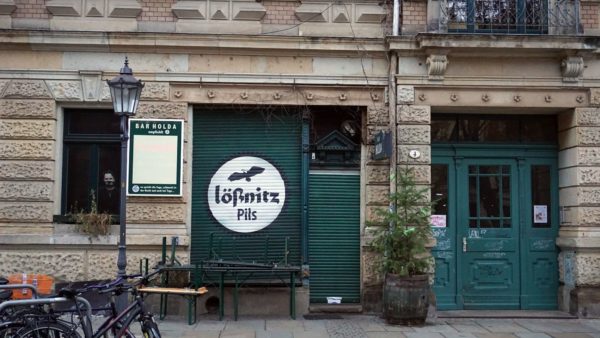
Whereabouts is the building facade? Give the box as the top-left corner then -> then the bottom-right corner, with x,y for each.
0,0 -> 599,318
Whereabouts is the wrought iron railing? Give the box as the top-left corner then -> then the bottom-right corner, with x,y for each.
430,0 -> 581,35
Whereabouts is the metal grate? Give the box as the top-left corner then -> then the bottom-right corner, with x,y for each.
432,0 -> 581,34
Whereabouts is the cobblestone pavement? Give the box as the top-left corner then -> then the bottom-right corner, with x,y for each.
117,315 -> 600,338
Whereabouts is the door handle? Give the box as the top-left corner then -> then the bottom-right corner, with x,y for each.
463,237 -> 467,252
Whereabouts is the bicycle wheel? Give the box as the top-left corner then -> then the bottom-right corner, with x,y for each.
15,321 -> 81,338
141,320 -> 161,338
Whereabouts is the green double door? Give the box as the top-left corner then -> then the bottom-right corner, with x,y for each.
432,146 -> 558,310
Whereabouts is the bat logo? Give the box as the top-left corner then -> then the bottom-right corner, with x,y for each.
228,166 -> 265,182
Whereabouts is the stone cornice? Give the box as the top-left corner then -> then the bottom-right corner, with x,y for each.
387,34 -> 600,56
0,30 -> 386,56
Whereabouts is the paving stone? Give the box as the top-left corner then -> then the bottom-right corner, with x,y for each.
266,319 -> 304,331
225,320 -> 266,331
474,334 -> 519,338
195,320 -> 227,331
477,320 -> 531,333
257,329 -> 293,338
181,331 -> 221,338
327,320 -> 368,338
385,325 -> 416,332
367,332 -> 407,338
441,333 -> 479,338
357,320 -> 387,332
514,320 -> 595,333
548,334 -> 595,338
303,320 -> 327,331
404,332 -> 444,338
515,333 -> 553,338
294,330 -> 331,338
413,324 -> 459,334
221,330 -> 257,338
449,323 -> 490,333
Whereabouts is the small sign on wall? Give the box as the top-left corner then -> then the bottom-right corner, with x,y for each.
127,119 -> 184,196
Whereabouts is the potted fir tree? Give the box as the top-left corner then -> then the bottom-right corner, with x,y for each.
371,166 -> 434,325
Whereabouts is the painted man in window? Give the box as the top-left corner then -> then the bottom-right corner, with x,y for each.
98,170 -> 119,214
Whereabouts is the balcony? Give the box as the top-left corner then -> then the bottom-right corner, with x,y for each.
429,0 -> 581,35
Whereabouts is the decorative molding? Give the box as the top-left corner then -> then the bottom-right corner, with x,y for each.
172,1 -> 207,19
85,0 -> 105,17
562,56 -> 584,83
590,88 -> 600,107
108,0 -> 142,18
426,54 -> 449,80
295,3 -> 328,22
332,5 -> 350,23
45,0 -> 81,16
210,1 -> 229,20
233,2 -> 266,21
355,4 -> 385,23
0,0 -> 17,15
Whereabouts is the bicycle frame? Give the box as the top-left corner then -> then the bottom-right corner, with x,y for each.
89,295 -> 145,338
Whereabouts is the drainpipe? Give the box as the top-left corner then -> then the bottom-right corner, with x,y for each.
389,53 -> 398,218
393,0 -> 400,35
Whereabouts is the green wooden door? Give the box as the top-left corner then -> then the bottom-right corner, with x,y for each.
458,159 -> 520,309
308,171 -> 360,303
432,146 -> 558,310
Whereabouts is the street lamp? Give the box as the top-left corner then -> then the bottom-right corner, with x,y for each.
107,57 -> 144,285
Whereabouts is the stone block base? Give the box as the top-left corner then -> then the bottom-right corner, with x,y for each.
361,284 -> 382,313
570,286 -> 600,318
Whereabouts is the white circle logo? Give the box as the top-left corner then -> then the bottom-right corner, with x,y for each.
208,156 -> 286,233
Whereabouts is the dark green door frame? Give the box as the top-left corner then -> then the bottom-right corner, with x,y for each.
432,144 -> 559,310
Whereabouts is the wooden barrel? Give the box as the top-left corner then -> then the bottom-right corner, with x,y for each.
383,273 -> 429,325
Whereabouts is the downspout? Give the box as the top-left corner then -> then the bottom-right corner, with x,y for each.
393,0 -> 400,35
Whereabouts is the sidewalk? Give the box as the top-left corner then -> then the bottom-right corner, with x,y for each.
138,314 -> 600,338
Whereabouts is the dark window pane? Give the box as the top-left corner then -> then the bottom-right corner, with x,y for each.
480,174 -> 500,217
521,116 -> 557,143
469,219 -> 478,228
66,145 -> 92,213
502,175 -> 511,219
502,165 -> 510,174
431,118 -> 457,142
431,165 -> 449,216
67,110 -> 120,135
480,219 -> 500,228
480,166 -> 499,174
503,219 -> 511,228
532,165 -> 551,228
459,117 -> 519,142
469,176 -> 478,218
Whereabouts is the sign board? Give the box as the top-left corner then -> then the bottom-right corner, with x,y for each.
207,156 -> 286,233
373,130 -> 391,160
128,119 -> 184,196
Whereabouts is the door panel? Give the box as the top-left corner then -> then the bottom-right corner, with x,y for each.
459,160 -> 520,309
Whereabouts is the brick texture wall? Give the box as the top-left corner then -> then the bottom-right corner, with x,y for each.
262,1 -> 299,25
139,0 -> 176,22
13,0 -> 51,19
581,2 -> 599,31
401,0 -> 426,27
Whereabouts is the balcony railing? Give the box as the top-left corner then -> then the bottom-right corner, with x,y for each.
430,0 -> 581,35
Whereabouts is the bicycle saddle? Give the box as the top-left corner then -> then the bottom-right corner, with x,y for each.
0,289 -> 12,301
58,288 -> 78,298
0,277 -> 8,285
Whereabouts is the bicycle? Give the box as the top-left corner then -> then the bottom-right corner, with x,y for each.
9,272 -> 162,338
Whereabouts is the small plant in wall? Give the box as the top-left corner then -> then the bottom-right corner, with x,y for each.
70,190 -> 112,236
371,166 -> 434,325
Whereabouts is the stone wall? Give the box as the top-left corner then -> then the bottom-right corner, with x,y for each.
557,106 -> 600,317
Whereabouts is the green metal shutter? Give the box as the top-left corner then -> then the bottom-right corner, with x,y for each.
309,172 -> 360,303
191,109 -> 301,265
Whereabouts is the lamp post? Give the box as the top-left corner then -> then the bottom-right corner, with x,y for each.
107,57 -> 144,291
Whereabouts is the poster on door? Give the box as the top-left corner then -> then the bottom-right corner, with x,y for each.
534,205 -> 548,224
431,214 -> 447,228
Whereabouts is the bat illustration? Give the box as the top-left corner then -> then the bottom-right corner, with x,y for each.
228,166 -> 265,182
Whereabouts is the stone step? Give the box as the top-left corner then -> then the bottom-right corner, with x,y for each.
308,304 -> 363,313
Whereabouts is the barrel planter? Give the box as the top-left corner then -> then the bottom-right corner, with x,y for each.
382,273 -> 429,325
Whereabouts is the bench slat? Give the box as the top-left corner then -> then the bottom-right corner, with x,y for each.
138,287 -> 208,295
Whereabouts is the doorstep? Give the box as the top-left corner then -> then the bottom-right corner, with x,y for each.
309,304 -> 363,313
438,310 -> 577,319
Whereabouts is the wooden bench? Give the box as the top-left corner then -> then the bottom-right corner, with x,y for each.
137,286 -> 208,325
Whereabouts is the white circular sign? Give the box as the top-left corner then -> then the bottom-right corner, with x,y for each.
208,156 -> 286,233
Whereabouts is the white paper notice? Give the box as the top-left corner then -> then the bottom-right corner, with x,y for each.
534,205 -> 548,224
431,215 -> 447,228
132,135 -> 178,184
